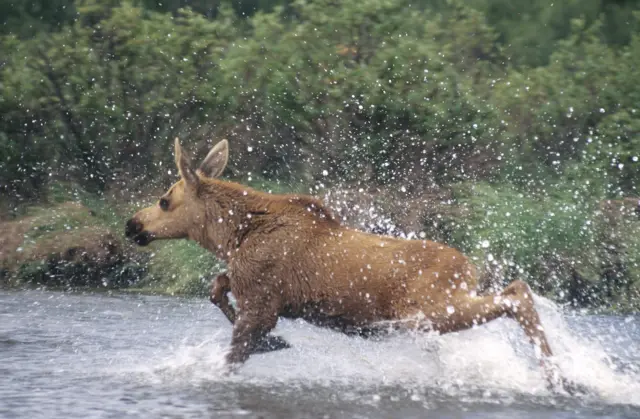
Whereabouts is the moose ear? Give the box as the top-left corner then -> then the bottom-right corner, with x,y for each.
198,139 -> 229,178
174,137 -> 198,188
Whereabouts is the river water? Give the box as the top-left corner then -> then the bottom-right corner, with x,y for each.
0,289 -> 639,418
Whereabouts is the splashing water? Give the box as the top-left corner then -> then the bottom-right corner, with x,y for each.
1,290 -> 638,418
532,296 -> 640,405
120,295 -> 640,408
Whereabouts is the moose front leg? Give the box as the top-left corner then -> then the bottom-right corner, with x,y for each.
210,273 -> 236,324
211,275 -> 290,355
226,305 -> 280,365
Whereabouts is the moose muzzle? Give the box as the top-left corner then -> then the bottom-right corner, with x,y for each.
125,218 -> 153,246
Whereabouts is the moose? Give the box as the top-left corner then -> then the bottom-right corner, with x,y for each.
126,138 -> 569,390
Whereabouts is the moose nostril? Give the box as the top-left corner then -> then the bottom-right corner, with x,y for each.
125,219 -> 143,237
133,231 -> 152,246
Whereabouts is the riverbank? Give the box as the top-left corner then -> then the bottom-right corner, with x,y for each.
0,182 -> 221,298
1,181 -> 639,312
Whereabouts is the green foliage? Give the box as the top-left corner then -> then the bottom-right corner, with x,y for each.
2,0 -> 640,308
425,0 -> 640,67
213,0 -> 504,183
4,0 -> 640,196
139,240 -> 222,296
451,183 -> 598,280
140,0 -> 288,18
2,0 -> 241,197
491,17 -> 640,198
448,182 -> 640,309
0,0 -> 77,37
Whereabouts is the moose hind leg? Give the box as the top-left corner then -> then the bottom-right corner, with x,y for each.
500,280 -> 553,357
424,280 -> 553,358
416,280 -> 567,390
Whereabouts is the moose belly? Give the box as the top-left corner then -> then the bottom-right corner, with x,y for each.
281,298 -> 387,337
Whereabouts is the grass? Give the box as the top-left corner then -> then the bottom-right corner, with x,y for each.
1,181 -> 223,295
130,240 -> 223,296
444,182 -> 640,310
2,180 -> 639,312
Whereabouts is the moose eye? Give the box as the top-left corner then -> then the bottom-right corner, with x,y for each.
159,198 -> 170,211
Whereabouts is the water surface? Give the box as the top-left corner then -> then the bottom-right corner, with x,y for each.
1,289 -> 639,418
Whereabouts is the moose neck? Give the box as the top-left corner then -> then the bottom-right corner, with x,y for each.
189,178 -> 273,263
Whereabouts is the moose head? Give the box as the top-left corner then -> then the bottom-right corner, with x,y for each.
125,138 -> 229,247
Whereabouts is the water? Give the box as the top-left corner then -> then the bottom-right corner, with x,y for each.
0,290 -> 638,418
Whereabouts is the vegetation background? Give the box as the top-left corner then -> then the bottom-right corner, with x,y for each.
1,0 -> 640,311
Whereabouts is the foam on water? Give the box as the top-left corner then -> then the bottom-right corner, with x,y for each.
114,295 -> 640,407
533,296 -> 640,405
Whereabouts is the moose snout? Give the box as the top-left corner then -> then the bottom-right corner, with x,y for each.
125,218 -> 154,246
125,218 -> 143,238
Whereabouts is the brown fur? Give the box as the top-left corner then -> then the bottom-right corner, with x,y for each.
127,139 -> 567,389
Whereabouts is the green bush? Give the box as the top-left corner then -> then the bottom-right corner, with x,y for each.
2,0 -> 640,309
137,240 -> 223,296
447,182 -> 639,310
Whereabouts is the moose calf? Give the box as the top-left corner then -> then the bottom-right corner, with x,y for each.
126,139 -> 565,389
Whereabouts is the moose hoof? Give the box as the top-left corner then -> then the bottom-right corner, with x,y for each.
553,377 -> 590,396
544,363 -> 589,396
253,335 -> 291,354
